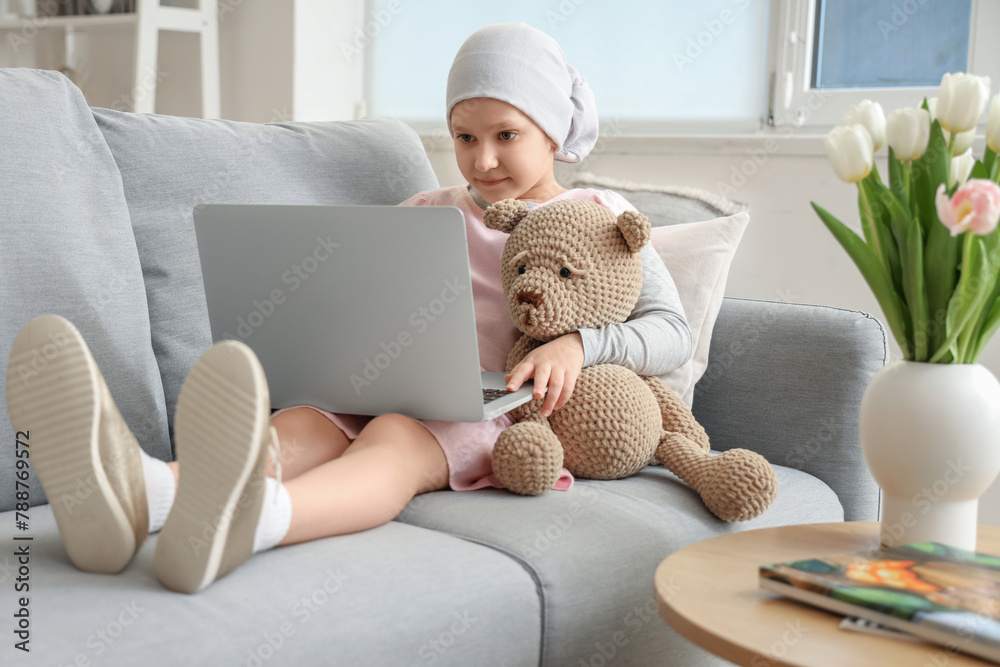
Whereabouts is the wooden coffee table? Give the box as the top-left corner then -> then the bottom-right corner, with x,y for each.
654,522 -> 1000,666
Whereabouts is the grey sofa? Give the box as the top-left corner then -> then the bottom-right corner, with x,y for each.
0,68 -> 885,667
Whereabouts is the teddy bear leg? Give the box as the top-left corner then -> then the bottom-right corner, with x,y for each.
642,376 -> 710,452
656,434 -> 778,522
492,413 -> 564,496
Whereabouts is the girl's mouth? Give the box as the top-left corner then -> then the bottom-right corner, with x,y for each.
479,178 -> 508,187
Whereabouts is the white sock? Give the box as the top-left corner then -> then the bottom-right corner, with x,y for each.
138,448 -> 176,534
252,477 -> 293,553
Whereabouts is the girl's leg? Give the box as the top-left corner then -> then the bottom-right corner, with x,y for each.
164,406 -> 351,485
278,413 -> 450,545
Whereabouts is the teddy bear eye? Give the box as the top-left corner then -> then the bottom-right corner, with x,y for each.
518,265 -> 526,275
559,267 -> 571,278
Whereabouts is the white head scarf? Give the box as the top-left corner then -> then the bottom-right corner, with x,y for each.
446,22 -> 599,164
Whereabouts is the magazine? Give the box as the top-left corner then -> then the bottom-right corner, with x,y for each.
759,541 -> 1000,663
838,616 -> 921,642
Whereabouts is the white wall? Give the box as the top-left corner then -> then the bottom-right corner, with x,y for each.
219,0 -> 362,122
421,135 -> 1000,525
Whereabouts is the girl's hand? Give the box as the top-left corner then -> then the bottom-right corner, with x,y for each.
505,332 -> 584,417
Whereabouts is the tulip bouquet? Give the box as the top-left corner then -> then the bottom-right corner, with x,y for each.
814,72 -> 1000,364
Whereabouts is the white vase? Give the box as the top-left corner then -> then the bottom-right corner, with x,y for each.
859,360 -> 1000,551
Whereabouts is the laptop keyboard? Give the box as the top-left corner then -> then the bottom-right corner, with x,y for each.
482,388 -> 510,404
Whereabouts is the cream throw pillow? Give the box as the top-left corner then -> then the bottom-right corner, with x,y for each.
652,211 -> 749,407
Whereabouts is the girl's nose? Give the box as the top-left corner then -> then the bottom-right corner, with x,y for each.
474,145 -> 499,172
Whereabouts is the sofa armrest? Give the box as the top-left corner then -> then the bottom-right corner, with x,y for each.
692,297 -> 887,521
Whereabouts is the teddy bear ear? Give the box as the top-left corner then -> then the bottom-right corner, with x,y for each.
483,198 -> 531,234
616,209 -> 651,253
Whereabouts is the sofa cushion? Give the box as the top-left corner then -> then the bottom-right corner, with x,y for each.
568,171 -> 748,225
0,69 -> 171,512
4,506 -> 540,666
91,110 -> 439,449
397,465 -> 842,667
693,298 -> 884,522
651,212 -> 749,407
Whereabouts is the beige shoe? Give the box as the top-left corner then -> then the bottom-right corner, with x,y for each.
5,314 -> 149,574
154,340 -> 278,594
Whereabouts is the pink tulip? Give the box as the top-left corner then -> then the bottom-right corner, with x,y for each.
935,179 -> 1000,236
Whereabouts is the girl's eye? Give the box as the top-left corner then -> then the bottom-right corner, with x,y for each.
559,267 -> 571,278
499,131 -> 516,140
457,134 -> 473,143
518,265 -> 526,275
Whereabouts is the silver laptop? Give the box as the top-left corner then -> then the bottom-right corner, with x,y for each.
191,203 -> 534,422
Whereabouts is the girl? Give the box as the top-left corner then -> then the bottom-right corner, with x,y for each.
5,22 -> 691,594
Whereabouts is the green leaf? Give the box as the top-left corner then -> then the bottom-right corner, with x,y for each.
911,119 -> 950,232
965,231 -> 1000,361
985,145 -> 998,183
971,296 -> 1000,361
930,234 -> 996,363
812,201 -> 913,358
860,174 -> 904,301
970,159 -> 989,182
913,119 -> 957,355
869,177 -> 928,359
888,146 -> 907,210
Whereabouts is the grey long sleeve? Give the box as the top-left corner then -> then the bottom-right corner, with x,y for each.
577,242 -> 693,376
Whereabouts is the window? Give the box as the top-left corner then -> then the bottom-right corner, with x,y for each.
364,0 -> 770,134
770,0 -> 998,130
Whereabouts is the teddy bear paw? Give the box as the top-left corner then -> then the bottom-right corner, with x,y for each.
492,421 -> 564,496
698,448 -> 779,522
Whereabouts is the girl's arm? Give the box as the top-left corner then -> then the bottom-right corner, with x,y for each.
576,243 -> 693,377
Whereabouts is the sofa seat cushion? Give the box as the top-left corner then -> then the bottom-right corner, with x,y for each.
92,109 -> 440,450
397,464 -> 842,667
5,505 -> 539,667
0,69 -> 171,512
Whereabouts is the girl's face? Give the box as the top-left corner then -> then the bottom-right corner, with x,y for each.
450,98 -> 565,204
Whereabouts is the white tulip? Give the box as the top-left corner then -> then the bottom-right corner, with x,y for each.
949,148 -> 976,187
987,95 -> 1000,153
886,107 -> 931,162
928,97 -> 978,156
824,124 -> 874,183
936,72 -> 991,135
841,100 -> 886,152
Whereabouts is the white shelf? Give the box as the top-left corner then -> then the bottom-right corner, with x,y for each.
0,6 -> 205,32
0,0 -> 219,117
0,14 -> 137,30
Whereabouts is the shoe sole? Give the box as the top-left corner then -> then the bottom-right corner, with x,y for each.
5,314 -> 145,574
154,340 -> 270,594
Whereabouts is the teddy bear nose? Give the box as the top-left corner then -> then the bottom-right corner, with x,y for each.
516,290 -> 543,307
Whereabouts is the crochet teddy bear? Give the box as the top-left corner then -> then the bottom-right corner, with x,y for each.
483,197 -> 778,522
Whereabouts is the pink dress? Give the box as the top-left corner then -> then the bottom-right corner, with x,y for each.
276,185 -> 636,491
